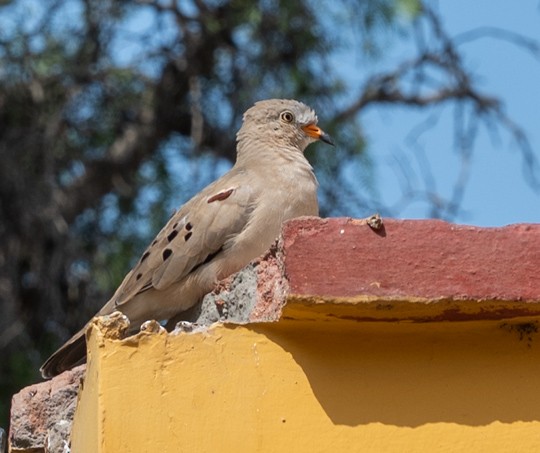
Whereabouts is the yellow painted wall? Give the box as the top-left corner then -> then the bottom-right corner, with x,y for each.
71,310 -> 540,452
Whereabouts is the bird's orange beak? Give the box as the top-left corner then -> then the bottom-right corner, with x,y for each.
302,124 -> 335,146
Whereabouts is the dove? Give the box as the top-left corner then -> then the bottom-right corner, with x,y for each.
40,99 -> 334,378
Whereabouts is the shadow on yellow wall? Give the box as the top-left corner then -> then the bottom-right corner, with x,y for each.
255,318 -> 540,427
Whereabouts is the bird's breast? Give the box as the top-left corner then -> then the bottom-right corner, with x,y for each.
235,171 -> 317,253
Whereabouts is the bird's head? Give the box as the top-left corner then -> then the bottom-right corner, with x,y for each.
237,99 -> 334,154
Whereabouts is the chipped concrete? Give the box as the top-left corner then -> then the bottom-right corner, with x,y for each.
9,366 -> 84,453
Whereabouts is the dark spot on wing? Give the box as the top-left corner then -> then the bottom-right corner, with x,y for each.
136,273 -> 142,281
140,251 -> 150,263
162,248 -> 172,261
184,231 -> 192,241
172,222 -> 178,229
167,230 -> 178,242
186,222 -> 193,231
151,240 -> 158,246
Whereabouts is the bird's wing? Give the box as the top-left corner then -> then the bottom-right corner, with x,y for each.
111,171 -> 255,308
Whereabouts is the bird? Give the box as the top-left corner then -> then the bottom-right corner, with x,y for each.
40,99 -> 334,378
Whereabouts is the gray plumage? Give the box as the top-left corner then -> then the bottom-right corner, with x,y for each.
40,99 -> 334,378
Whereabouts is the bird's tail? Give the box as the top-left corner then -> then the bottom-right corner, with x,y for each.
40,327 -> 87,379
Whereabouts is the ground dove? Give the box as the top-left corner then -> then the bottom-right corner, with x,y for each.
40,99 -> 334,378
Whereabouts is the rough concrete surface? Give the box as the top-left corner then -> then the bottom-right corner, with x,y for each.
184,243 -> 289,325
282,218 -> 540,303
9,366 -> 85,453
186,262 -> 261,325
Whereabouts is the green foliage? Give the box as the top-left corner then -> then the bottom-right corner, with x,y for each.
397,0 -> 422,17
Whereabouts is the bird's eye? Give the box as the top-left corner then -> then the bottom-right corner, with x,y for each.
280,111 -> 294,123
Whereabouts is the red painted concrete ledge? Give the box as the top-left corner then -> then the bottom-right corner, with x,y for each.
243,217 -> 540,323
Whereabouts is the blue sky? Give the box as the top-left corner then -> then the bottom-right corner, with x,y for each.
355,0 -> 540,226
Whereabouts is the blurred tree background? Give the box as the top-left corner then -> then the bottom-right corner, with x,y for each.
1,0 -> 539,426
